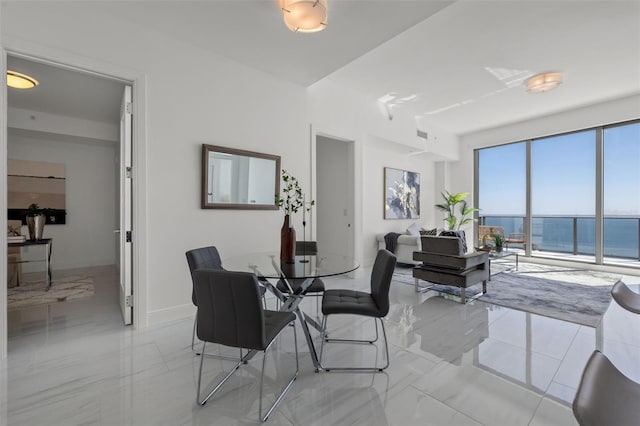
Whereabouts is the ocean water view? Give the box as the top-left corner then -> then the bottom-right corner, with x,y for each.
481,215 -> 640,259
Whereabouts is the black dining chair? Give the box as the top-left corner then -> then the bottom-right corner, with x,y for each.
193,269 -> 298,422
611,280 -> 640,314
186,246 -> 267,357
276,241 -> 325,315
319,249 -> 396,372
573,350 -> 640,426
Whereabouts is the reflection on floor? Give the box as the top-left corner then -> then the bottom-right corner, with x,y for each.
2,263 -> 639,425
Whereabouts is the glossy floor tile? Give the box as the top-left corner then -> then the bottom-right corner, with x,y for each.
2,263 -> 639,425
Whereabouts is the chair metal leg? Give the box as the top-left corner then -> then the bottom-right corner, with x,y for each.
320,316 -> 390,372
196,342 -> 246,405
191,316 -> 197,353
414,277 -> 431,293
196,324 -> 298,422
323,315 -> 379,344
259,322 -> 299,422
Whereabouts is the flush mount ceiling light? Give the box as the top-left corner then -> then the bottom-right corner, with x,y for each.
6,70 -> 39,89
281,0 -> 327,33
526,72 -> 562,93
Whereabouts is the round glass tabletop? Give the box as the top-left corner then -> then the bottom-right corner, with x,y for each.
223,251 -> 359,280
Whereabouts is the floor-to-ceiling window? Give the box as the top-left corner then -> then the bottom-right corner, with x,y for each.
603,122 -> 640,261
477,142 -> 526,244
476,119 -> 639,267
531,130 -> 596,257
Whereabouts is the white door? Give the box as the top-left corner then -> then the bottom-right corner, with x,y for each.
316,136 -> 355,258
119,85 -> 133,325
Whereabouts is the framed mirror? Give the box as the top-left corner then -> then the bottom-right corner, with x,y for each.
202,144 -> 281,210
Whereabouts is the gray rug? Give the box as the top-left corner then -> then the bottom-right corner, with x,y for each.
8,275 -> 95,311
393,266 -> 620,327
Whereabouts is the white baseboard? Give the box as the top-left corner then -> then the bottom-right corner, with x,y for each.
147,303 -> 195,326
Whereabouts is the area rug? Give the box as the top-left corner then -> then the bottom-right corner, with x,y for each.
393,266 -> 620,327
8,275 -> 94,311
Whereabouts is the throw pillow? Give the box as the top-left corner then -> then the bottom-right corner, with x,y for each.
406,223 -> 420,236
419,227 -> 438,236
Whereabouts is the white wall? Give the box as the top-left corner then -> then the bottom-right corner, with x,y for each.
308,78 -> 456,265
8,128 -> 117,270
1,2 -> 310,324
362,135 -> 438,262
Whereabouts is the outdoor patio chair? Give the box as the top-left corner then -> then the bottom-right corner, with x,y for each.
505,232 -> 526,250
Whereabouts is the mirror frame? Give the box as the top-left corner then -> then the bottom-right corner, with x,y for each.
201,144 -> 281,210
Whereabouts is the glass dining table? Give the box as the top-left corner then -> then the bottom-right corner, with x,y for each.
223,251 -> 359,372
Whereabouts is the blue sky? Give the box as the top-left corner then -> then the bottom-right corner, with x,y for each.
479,122 -> 639,216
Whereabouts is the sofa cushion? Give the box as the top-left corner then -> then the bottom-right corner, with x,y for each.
406,222 -> 420,236
376,234 -> 420,245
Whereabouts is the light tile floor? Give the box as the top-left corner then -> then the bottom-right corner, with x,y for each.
2,264 -> 639,425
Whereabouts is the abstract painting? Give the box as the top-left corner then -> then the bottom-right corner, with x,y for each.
384,167 -> 420,219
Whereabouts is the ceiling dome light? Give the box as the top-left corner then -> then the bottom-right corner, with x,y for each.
526,72 -> 562,93
7,70 -> 39,89
281,0 -> 327,33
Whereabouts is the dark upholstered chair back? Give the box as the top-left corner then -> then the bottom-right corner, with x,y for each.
573,350 -> 640,426
186,246 -> 224,305
611,280 -> 640,314
296,241 -> 318,255
421,236 -> 463,256
193,269 -> 267,351
370,249 -> 397,316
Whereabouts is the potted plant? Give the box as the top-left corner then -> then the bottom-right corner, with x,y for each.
25,203 -> 46,240
493,234 -> 505,253
435,191 -> 478,251
275,170 -> 315,262
435,191 -> 478,230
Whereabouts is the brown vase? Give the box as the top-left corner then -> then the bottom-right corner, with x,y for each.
280,214 -> 296,262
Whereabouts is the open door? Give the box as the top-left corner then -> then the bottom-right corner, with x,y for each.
119,85 -> 133,325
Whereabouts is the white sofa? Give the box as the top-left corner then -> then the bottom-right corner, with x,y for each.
376,233 -> 421,265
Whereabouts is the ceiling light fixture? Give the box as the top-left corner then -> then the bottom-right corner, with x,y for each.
526,72 -> 562,93
281,0 -> 327,33
6,70 -> 39,89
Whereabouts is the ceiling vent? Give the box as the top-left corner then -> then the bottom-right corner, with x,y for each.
417,129 -> 428,140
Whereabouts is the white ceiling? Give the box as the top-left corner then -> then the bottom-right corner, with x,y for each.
7,1 -> 640,136
7,55 -> 125,123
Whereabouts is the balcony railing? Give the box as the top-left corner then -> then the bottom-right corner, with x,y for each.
478,215 -> 640,261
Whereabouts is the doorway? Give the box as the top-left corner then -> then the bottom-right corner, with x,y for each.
5,55 -> 133,327
315,135 -> 355,259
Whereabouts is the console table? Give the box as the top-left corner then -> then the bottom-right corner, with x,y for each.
8,238 -> 53,290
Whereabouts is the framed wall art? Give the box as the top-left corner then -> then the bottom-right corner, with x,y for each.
8,159 -> 67,224
384,167 -> 420,219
